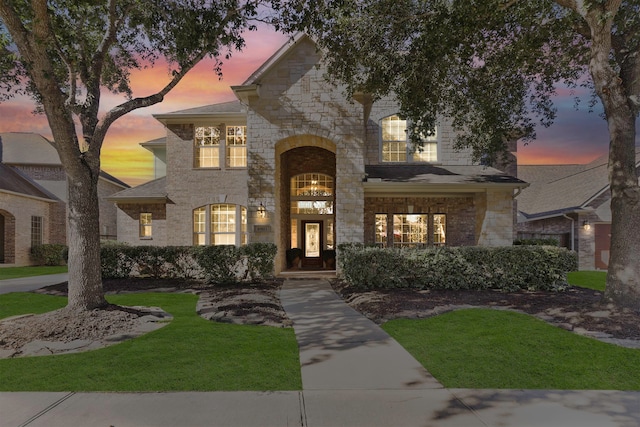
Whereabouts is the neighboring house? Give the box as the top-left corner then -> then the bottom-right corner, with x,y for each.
0,132 -> 129,266
517,148 -> 640,271
110,34 -> 527,274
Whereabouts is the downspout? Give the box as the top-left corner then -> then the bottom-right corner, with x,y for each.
562,214 -> 575,251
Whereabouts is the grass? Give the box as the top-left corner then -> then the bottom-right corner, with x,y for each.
0,292 -> 302,391
383,308 -> 640,390
568,270 -> 607,291
0,266 -> 68,280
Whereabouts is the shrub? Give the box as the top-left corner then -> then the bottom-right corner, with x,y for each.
514,238 -> 560,246
101,243 -> 135,279
242,243 -> 277,281
30,244 -> 67,266
339,245 -> 577,292
193,245 -> 242,284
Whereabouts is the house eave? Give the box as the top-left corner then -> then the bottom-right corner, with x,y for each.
363,181 -> 528,194
153,112 -> 246,124
0,189 -> 58,203
109,196 -> 169,204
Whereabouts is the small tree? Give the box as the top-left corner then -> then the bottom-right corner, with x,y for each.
0,0 -> 269,310
281,0 -> 640,310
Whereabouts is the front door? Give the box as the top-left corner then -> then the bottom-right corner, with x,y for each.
302,221 -> 323,268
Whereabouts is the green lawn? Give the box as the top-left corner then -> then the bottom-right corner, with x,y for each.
383,308 -> 640,390
568,270 -> 607,291
0,292 -> 302,391
0,266 -> 68,280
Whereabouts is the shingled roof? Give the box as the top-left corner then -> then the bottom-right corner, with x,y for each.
107,177 -> 168,203
0,163 -> 59,201
517,148 -> 640,219
365,164 -> 526,186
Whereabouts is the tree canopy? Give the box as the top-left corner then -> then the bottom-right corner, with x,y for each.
279,0 -> 640,308
0,0 -> 273,309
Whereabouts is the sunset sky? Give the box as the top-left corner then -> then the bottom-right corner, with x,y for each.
0,26 -> 632,187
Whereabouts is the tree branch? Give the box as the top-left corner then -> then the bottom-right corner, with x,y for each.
90,50 -> 208,156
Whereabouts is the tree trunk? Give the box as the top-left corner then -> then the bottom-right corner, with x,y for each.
586,10 -> 640,311
65,166 -> 107,310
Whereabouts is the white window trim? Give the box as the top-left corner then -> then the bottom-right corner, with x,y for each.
379,114 -> 440,163
193,204 -> 247,246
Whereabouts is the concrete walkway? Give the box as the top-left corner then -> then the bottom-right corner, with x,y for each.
0,273 -> 68,294
1,276 -> 639,426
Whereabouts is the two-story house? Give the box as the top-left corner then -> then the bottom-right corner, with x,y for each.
110,34 -> 527,274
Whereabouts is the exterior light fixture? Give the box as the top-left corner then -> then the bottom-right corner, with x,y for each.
583,220 -> 591,231
258,202 -> 266,218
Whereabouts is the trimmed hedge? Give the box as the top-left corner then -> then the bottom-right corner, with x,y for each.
338,244 -> 577,292
100,243 -> 277,284
30,244 -> 67,266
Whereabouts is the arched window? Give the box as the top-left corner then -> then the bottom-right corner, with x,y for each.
380,114 -> 438,163
193,204 -> 247,246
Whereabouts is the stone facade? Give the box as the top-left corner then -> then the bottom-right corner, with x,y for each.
114,34 -> 523,273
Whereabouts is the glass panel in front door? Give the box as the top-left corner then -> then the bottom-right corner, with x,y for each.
305,223 -> 321,257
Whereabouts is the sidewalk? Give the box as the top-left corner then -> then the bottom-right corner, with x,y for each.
1,276 -> 639,426
0,273 -> 68,294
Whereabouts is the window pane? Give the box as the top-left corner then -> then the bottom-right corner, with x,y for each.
382,142 -> 407,162
140,213 -> 152,237
381,115 -> 407,163
382,115 -> 406,141
291,173 -> 333,196
291,220 -> 298,248
31,216 -> 43,247
413,141 -> 438,162
291,201 -> 334,215
212,233 -> 236,245
226,126 -> 247,167
212,204 -> 236,233
433,214 -> 446,245
195,126 -> 220,168
375,214 -> 387,246
393,214 -> 427,248
193,207 -> 206,245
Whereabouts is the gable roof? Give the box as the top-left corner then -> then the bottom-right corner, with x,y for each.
107,177 -> 168,203
241,33 -> 308,86
0,163 -> 59,202
517,148 -> 640,219
0,132 -> 60,165
153,100 -> 245,122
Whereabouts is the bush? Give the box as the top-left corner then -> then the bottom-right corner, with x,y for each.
339,245 -> 577,292
30,244 -> 67,266
101,243 -> 135,279
242,243 -> 277,281
514,238 -> 560,246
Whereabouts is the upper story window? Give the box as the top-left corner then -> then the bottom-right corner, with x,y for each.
195,126 -> 221,168
226,126 -> 247,168
381,115 -> 438,163
193,204 -> 247,246
194,125 -> 247,169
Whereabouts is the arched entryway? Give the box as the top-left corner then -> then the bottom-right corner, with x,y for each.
277,139 -> 336,270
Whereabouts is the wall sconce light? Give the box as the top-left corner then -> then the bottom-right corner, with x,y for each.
258,202 -> 266,218
582,220 -> 591,231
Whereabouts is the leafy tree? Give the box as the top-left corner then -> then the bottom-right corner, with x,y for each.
0,0 -> 267,310
280,0 -> 640,310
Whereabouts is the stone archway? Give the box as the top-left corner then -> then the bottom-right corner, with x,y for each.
0,209 -> 16,264
275,136 -> 336,271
